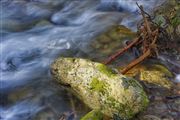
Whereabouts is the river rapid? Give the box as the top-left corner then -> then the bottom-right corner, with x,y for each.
1,0 -> 176,120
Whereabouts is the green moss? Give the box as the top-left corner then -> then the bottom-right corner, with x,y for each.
107,97 -> 118,108
106,97 -> 134,119
81,110 -> 103,120
90,78 -> 107,93
141,91 -> 149,109
171,16 -> 180,27
150,64 -> 173,77
97,64 -> 116,77
140,70 -> 173,89
122,78 -> 149,111
121,77 -> 142,89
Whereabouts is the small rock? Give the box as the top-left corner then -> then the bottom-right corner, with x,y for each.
123,64 -> 173,89
140,70 -> 173,89
90,25 -> 136,55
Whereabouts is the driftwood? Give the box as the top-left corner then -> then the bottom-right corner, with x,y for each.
104,4 -> 160,74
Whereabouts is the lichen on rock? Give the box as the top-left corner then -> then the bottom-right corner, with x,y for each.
51,57 -> 149,119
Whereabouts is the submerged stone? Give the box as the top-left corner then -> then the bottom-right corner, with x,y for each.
123,64 -> 173,89
140,70 -> 173,89
51,57 -> 149,119
90,25 -> 136,55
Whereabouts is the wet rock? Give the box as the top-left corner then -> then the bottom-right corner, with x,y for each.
90,25 -> 136,57
124,64 -> 173,89
51,57 -> 149,119
140,70 -> 173,89
80,110 -> 104,120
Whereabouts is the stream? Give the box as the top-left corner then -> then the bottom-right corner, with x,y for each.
1,0 -> 179,120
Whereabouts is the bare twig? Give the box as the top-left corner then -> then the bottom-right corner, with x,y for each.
103,4 -> 161,74
121,49 -> 151,74
136,3 -> 152,35
104,37 -> 141,64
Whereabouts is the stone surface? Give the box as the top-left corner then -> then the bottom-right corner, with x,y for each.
140,70 -> 173,89
51,57 -> 149,119
123,64 -> 173,89
90,25 -> 136,56
80,110 -> 103,120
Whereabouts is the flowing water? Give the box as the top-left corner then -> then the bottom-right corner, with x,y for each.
1,0 -> 178,120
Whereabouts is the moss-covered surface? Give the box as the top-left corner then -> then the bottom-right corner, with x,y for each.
80,110 -> 104,120
51,57 -> 149,119
140,70 -> 173,89
106,97 -> 134,119
90,78 -> 107,93
121,77 -> 142,90
149,64 -> 173,77
122,63 -> 173,89
97,64 -> 116,77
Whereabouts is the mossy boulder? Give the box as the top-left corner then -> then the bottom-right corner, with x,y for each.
51,57 -> 149,119
80,110 -> 104,120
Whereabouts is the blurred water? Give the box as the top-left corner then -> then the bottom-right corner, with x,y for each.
0,0 -> 166,120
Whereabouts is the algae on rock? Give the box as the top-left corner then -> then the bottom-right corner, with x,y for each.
80,110 -> 103,120
51,57 -> 149,119
123,64 -> 173,89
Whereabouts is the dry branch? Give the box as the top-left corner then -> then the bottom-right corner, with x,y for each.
103,3 -> 161,74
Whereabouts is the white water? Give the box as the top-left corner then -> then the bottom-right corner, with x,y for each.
0,0 -> 167,120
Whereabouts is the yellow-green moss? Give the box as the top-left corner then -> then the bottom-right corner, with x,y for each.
140,71 -> 173,89
171,16 -> 180,27
52,57 -> 149,119
97,64 -> 116,77
141,91 -> 149,110
90,78 -> 107,93
149,64 -> 173,77
121,77 -> 142,89
106,97 -> 135,119
81,110 -> 103,120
